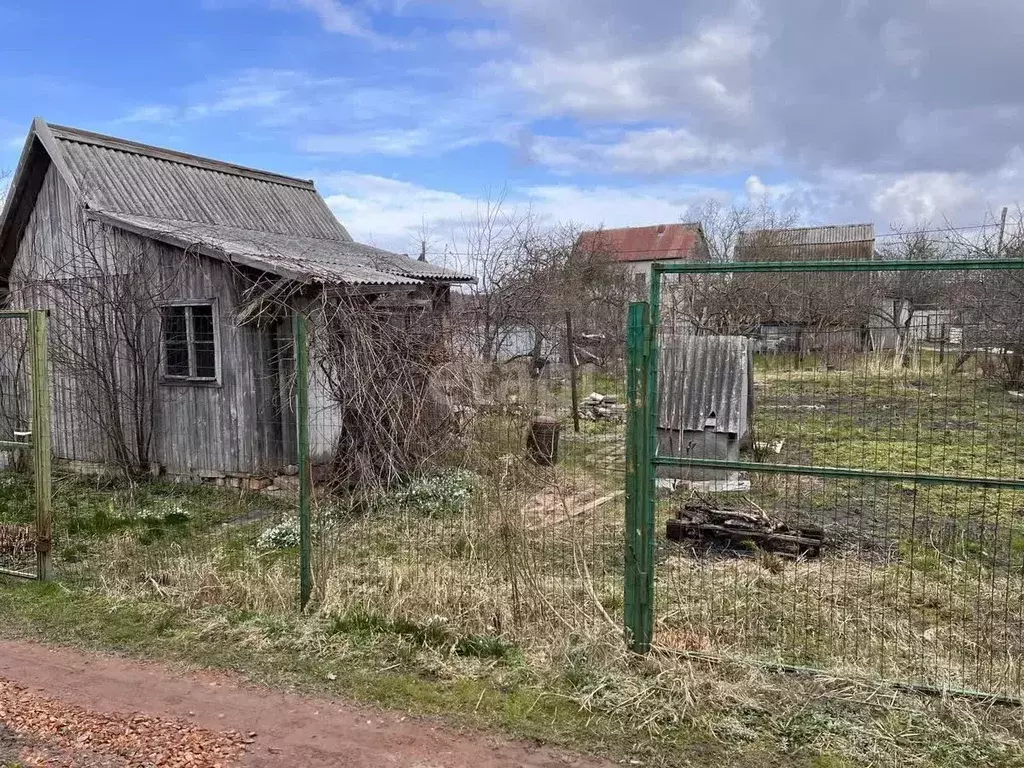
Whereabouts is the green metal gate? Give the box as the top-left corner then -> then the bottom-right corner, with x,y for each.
0,310 -> 52,581
626,256 -> 1024,698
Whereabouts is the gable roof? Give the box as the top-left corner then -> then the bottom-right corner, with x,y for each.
576,223 -> 707,263
736,223 -> 876,261
0,118 -> 473,286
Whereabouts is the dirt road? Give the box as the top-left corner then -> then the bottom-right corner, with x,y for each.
0,640 -> 613,767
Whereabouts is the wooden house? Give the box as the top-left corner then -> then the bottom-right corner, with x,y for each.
0,118 -> 473,482
735,224 -> 877,356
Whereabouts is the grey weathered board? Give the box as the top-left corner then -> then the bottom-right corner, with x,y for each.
5,162 -> 295,476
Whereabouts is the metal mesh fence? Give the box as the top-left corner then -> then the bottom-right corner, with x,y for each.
307,357 -> 627,642
6,256 -> 1023,702
0,315 -> 35,578
1,303 -> 629,648
650,265 -> 1024,697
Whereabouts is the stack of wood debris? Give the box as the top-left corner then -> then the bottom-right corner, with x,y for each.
666,497 -> 824,558
578,392 -> 626,422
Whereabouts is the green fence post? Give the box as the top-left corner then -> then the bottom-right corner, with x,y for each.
293,312 -> 313,610
625,301 -> 653,652
29,310 -> 52,582
637,266 -> 664,652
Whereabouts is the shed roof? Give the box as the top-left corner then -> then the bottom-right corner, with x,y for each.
576,223 -> 707,263
736,223 -> 875,261
658,335 -> 753,436
0,118 -> 473,286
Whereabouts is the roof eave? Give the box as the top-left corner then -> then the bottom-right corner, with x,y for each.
1,118 -> 89,283
86,209 -> 426,290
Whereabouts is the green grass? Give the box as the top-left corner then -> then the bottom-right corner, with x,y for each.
2,356 -> 1024,765
3,580 -> 1022,767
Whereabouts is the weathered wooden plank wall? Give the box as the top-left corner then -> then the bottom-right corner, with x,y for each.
7,160 -> 292,477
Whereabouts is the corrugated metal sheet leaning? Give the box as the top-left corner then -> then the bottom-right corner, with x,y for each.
658,335 -> 753,438
656,335 -> 755,485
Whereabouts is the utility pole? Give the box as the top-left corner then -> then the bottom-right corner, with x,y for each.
565,310 -> 580,432
997,206 -> 1008,256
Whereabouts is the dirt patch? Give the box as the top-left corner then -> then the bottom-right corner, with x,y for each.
0,640 -> 612,768
522,485 -> 622,531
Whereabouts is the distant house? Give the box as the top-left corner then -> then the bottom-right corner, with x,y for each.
0,118 -> 473,481
736,224 -> 876,263
576,223 -> 711,289
735,224 -> 877,355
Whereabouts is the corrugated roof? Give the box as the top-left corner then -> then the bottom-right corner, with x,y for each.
737,223 -> 875,261
95,212 -> 473,286
50,123 -> 349,241
577,223 -> 707,263
658,335 -> 752,436
1,119 -> 474,287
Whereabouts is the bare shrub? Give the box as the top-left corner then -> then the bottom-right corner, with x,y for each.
310,293 -> 464,490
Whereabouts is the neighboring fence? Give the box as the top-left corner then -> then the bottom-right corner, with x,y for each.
0,310 -> 51,581
627,257 -> 1024,699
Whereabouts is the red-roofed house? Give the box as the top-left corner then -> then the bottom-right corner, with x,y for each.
577,223 -> 711,287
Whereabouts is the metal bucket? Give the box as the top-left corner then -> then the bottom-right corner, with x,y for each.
528,415 -> 561,466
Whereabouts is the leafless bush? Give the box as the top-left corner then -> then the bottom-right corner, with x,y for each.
448,200 -> 629,372
309,292 -> 466,490
7,219 -> 191,477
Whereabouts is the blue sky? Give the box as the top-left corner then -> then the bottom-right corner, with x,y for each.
2,0 -> 1022,254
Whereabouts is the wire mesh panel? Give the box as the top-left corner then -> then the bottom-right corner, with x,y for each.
44,305 -> 301,609
0,314 -> 36,578
305,309 -> 628,646
648,262 -> 1024,698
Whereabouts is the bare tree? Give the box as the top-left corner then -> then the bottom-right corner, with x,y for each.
945,208 -> 1024,386
447,200 -> 625,370
873,226 -> 953,366
670,200 -> 800,336
310,289 -> 461,489
7,219 -> 192,477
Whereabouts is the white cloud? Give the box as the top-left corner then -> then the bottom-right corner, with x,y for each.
302,129 -> 433,156
528,126 -> 771,175
448,27 -> 512,50
490,2 -> 760,124
322,173 -> 483,253
320,171 -> 720,253
287,0 -> 405,47
117,105 -> 180,124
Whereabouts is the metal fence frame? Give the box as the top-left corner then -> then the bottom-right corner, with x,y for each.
624,257 -> 1024,675
0,309 -> 52,581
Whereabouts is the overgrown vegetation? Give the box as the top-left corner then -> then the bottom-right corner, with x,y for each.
3,335 -> 1024,764
1,582 -> 1021,767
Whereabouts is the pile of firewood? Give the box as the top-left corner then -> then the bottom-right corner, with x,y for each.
666,498 -> 824,557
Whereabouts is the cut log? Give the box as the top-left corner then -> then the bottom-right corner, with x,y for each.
666,501 -> 824,558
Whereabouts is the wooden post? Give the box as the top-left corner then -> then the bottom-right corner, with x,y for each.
293,312 -> 313,610
565,311 -> 580,433
29,311 -> 52,582
998,206 -> 1008,256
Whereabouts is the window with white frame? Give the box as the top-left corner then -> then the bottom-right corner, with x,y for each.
161,302 -> 219,383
